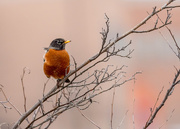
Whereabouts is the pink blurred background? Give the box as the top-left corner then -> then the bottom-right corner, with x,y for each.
0,0 -> 180,129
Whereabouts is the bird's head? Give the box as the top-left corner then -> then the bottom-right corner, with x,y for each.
44,38 -> 71,50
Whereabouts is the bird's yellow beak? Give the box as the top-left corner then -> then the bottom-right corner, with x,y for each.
64,40 -> 71,44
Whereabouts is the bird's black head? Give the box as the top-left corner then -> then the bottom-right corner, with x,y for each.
47,38 -> 71,50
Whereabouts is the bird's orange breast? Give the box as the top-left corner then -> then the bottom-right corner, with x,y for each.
43,49 -> 70,79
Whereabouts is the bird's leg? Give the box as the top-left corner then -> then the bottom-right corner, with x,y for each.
56,79 -> 62,88
56,79 -> 69,100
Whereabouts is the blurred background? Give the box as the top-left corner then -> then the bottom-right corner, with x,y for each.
0,0 -> 180,129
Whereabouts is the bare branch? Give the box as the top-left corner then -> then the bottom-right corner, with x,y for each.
164,0 -> 176,7
21,67 -> 30,113
43,78 -> 50,97
132,22 -> 171,33
0,100 -> 12,111
144,69 -> 180,129
158,108 -> 175,129
71,55 -> 78,77
0,86 -> 10,112
0,86 -> 23,117
76,106 -> 101,129
99,13 -> 110,54
147,86 -> 164,124
117,110 -> 129,129
110,84 -> 116,129
155,10 -> 180,59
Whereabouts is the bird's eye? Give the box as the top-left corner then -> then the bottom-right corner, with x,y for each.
56,40 -> 61,44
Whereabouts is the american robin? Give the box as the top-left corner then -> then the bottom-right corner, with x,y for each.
43,38 -> 71,83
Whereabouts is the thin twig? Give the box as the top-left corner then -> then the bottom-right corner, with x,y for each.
43,78 -> 50,97
154,12 -> 180,59
147,86 -> 164,124
110,83 -> 116,129
117,110 -> 129,129
158,108 -> 175,129
132,99 -> 135,129
0,87 -> 22,115
21,67 -> 30,113
76,106 -> 101,129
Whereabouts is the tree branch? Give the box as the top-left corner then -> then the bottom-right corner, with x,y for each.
144,69 -> 180,129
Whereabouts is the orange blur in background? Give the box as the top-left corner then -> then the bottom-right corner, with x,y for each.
0,0 -> 180,129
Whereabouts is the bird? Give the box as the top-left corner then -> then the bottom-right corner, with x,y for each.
43,38 -> 71,83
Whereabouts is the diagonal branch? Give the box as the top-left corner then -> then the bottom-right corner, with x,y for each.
144,69 -> 180,129
76,105 -> 101,129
